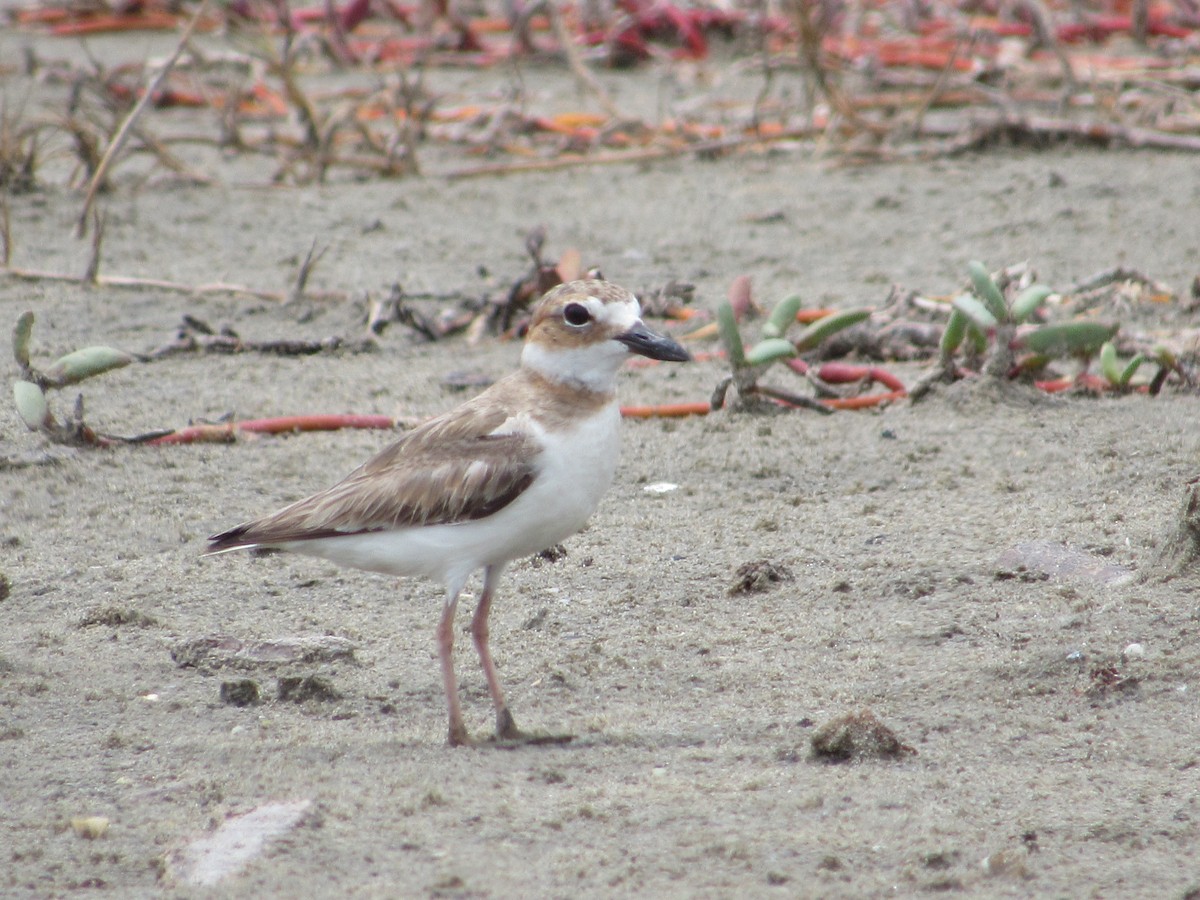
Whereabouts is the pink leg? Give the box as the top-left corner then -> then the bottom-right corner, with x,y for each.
437,590 -> 470,747
471,565 -> 521,739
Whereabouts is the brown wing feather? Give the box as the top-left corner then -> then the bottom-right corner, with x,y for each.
208,386 -> 540,550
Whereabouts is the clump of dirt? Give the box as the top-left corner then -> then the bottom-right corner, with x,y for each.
1153,476 -> 1200,577
78,605 -> 160,628
219,680 -> 262,707
276,675 -> 340,703
729,559 -> 794,594
810,709 -> 917,762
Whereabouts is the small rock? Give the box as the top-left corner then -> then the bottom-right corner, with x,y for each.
1122,642 -> 1145,659
996,541 -> 1132,586
171,635 -> 357,672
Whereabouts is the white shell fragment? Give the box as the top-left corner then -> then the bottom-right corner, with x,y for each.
643,482 -> 679,494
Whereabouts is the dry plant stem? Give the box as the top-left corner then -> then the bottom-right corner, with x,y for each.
145,333 -> 354,359
75,0 -> 210,237
983,324 -> 1017,379
546,2 -> 621,121
922,114 -> 1200,157
1019,0 -> 1077,97
0,265 -> 345,303
444,127 -> 817,179
788,0 -> 879,134
129,124 -> 213,184
0,196 -> 10,267
754,383 -> 835,414
1132,0 -> 1149,43
907,34 -> 973,137
322,0 -> 359,65
274,8 -> 323,152
1068,266 -> 1169,294
84,210 -> 104,283
745,11 -> 779,137
288,238 -> 326,304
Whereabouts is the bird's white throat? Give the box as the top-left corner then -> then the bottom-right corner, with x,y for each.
521,339 -> 630,394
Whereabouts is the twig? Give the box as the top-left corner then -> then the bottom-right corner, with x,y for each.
76,0 -> 210,236
753,382 -> 836,414
907,33 -> 975,137
1019,0 -> 1077,97
545,2 -> 621,121
921,113 -> 1200,157
0,196 -> 10,267
1067,266 -> 1171,295
443,127 -> 817,179
287,237 -> 327,304
0,264 -> 347,303
144,333 -> 355,360
83,209 -> 104,283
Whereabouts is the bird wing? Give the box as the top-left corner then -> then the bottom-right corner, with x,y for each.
208,398 -> 540,550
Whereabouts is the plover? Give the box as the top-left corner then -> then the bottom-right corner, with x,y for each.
208,280 -> 690,746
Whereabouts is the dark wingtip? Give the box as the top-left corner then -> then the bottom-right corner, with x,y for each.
206,525 -> 255,555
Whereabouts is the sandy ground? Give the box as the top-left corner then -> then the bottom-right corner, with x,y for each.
3,29 -> 1200,899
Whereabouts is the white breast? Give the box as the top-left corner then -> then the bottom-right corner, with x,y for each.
281,402 -> 623,588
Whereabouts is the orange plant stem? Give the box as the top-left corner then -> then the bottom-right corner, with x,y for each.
621,402 -> 712,418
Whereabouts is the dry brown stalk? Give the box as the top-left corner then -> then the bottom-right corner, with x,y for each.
76,0 -> 211,237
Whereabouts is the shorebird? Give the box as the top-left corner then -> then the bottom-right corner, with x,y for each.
208,280 -> 690,746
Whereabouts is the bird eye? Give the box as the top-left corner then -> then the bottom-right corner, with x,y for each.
563,303 -> 591,327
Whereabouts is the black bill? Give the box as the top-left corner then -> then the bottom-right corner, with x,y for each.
616,322 -> 691,362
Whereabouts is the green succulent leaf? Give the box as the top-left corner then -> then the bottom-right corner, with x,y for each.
762,294 -> 803,339
14,380 -> 50,431
941,307 -> 968,356
966,322 -> 988,356
1119,354 -> 1147,386
1099,341 -> 1121,385
952,293 -> 999,331
1009,285 -> 1053,324
967,261 -> 1008,322
745,337 -> 798,367
716,302 -> 746,369
1018,322 -> 1118,358
13,311 -> 34,370
43,345 -> 133,387
793,308 -> 871,352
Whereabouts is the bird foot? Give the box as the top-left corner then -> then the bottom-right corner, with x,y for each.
446,711 -> 573,748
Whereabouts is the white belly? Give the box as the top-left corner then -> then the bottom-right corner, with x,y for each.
281,403 -> 623,589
